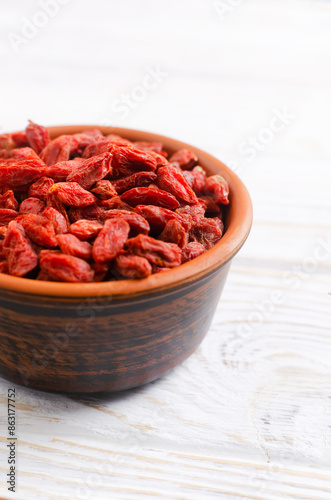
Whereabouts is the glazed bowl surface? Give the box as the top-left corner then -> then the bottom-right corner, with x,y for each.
0,126 -> 252,393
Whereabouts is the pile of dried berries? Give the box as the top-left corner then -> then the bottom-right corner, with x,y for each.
0,122 -> 229,282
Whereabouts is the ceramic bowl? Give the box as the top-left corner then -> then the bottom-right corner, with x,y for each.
0,126 -> 252,393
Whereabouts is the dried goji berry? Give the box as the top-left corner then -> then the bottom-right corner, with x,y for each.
182,166 -> 206,195
56,234 -> 93,260
121,187 -> 180,209
39,252 -> 94,282
28,177 -> 54,201
112,171 -> 157,195
0,159 -> 46,190
67,204 -> 104,223
0,209 -> 18,226
115,251 -> 152,279
49,182 -> 97,207
70,129 -> 104,156
19,197 -> 45,216
0,134 -> 14,150
70,219 -> 103,240
25,121 -> 51,154
135,205 -> 192,232
189,218 -> 223,249
181,242 -> 206,263
157,166 -> 198,205
133,141 -> 164,154
159,219 -> 188,248
17,214 -> 57,248
3,221 -> 38,276
204,175 -> 229,205
91,261 -> 108,282
169,149 -> 197,170
45,158 -> 85,182
40,135 -> 74,166
7,147 -> 41,161
106,133 -> 132,145
82,139 -> 113,159
42,207 -> 69,234
102,209 -> 150,235
126,234 -> 181,268
111,145 -> 158,177
46,191 -> 70,228
97,196 -> 132,212
0,190 -> 18,210
92,218 -> 130,263
199,196 -> 222,215
11,131 -> 29,148
91,180 -> 117,199
66,152 -> 112,190
176,204 -> 205,224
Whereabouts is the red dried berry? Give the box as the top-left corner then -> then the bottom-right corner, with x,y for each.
91,261 -> 108,282
97,196 -> 132,212
70,219 -> 103,240
7,147 -> 41,162
0,159 -> 46,190
121,187 -> 179,209
0,134 -> 14,150
176,204 -> 205,224
91,180 -> 117,199
126,234 -> 181,268
0,190 -> 18,210
82,139 -> 113,159
3,221 -> 38,276
49,182 -> 97,207
169,149 -> 198,170
67,204 -> 104,223
45,158 -> 85,182
40,135 -> 74,166
42,207 -> 69,234
157,166 -> 198,205
199,196 -> 222,215
102,209 -> 150,235
115,251 -> 152,279
189,218 -> 223,249
159,219 -> 188,248
39,252 -> 94,282
92,218 -> 130,263
133,141 -> 163,154
111,145 -> 158,177
181,242 -> 206,263
25,121 -> 51,154
66,152 -> 112,190
135,205 -> 192,232
28,177 -> 54,201
17,214 -> 57,248
19,197 -> 45,216
11,131 -> 29,148
112,171 -> 157,195
56,234 -> 93,260
0,209 -> 18,226
204,175 -> 229,205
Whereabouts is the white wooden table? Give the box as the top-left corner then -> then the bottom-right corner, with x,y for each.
0,0 -> 331,498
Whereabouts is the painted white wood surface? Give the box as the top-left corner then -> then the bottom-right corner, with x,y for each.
0,0 -> 331,498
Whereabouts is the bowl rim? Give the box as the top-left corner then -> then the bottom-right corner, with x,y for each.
0,125 -> 253,299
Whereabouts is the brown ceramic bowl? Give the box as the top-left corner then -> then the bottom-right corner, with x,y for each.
0,126 -> 252,393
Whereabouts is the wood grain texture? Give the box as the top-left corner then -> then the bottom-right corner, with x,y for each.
0,0 -> 331,498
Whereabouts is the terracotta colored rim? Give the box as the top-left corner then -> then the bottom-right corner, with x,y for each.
0,126 -> 253,299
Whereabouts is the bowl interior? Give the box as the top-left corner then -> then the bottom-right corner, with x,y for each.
0,126 -> 253,299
